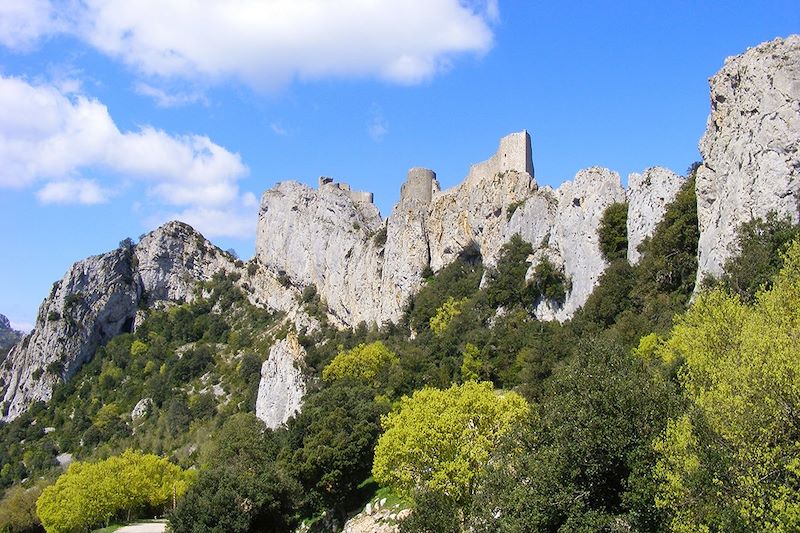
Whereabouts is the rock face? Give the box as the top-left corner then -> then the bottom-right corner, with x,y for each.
255,333 -> 306,429
1,247 -> 140,420
627,167 -> 684,264
696,35 -> 800,282
0,221 -> 244,421
256,131 -> 537,327
256,181 -> 384,326
505,167 -> 626,321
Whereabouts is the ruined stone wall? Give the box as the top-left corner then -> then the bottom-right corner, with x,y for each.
401,168 -> 437,204
465,130 -> 533,184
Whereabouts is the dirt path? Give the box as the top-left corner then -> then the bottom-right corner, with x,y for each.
115,521 -> 167,533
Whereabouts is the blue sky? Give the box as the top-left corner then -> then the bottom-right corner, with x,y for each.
0,1 -> 798,330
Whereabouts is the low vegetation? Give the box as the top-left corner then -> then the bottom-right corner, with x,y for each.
2,175 -> 799,532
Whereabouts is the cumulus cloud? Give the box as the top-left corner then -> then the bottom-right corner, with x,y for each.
151,195 -> 260,239
0,0 -> 60,50
36,178 -> 109,204
3,0 -> 497,88
0,76 -> 256,235
0,76 -> 248,208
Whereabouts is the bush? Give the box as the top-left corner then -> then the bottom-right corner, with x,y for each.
711,212 -> 800,303
528,257 -> 570,304
598,201 -> 629,262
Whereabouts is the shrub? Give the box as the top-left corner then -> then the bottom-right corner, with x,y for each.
598,201 -> 628,262
322,341 -> 398,384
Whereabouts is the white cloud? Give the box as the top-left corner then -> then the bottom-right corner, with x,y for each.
0,0 -> 59,50
153,199 -> 259,239
134,82 -> 208,107
0,75 -> 248,209
3,0 -> 497,88
36,178 -> 109,204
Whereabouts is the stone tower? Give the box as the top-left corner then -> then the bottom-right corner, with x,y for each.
400,167 -> 438,205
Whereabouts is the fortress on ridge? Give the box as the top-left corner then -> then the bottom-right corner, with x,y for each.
466,130 -> 534,182
318,176 -> 374,204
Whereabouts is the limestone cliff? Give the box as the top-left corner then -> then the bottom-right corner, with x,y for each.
256,181 -> 384,326
505,167 -> 626,321
256,132 -> 537,327
627,167 -> 684,264
696,35 -> 800,282
255,332 -> 307,429
0,221 -> 299,421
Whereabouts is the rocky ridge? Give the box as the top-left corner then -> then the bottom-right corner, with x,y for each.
696,35 -> 800,282
0,221 -> 306,421
3,35 -> 799,423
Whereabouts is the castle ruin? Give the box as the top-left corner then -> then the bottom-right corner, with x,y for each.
465,130 -> 534,182
318,176 -> 374,204
400,167 -> 440,205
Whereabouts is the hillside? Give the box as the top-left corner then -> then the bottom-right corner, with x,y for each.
0,35 -> 799,533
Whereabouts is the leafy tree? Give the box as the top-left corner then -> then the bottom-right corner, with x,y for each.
460,343 -> 482,382
285,381 -> 385,517
472,339 -> 678,532
710,212 -> 800,303
372,381 -> 528,512
485,234 -> 533,309
407,260 -> 483,335
169,414 -> 301,533
598,201 -> 629,262
0,479 -> 48,533
528,257 -> 570,304
429,297 -> 468,336
398,490 -> 461,533
653,240 -> 800,532
37,450 -> 193,533
322,341 -> 398,385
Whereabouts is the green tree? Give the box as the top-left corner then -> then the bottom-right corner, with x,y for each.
372,381 -> 528,512
286,381 -> 385,517
37,450 -> 193,533
322,341 -> 399,384
0,479 -> 48,533
485,234 -> 533,309
653,240 -> 800,531
472,339 -> 678,532
598,201 -> 629,262
169,414 -> 300,533
711,212 -> 800,303
429,297 -> 468,336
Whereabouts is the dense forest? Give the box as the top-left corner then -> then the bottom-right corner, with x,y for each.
2,171 -> 800,532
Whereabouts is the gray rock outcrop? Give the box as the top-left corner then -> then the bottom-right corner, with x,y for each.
696,35 -> 800,282
627,167 -> 684,264
3,221 -> 246,421
256,181 -> 384,327
131,397 -> 152,420
255,333 -> 306,429
1,247 -> 140,421
505,167 -> 626,321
